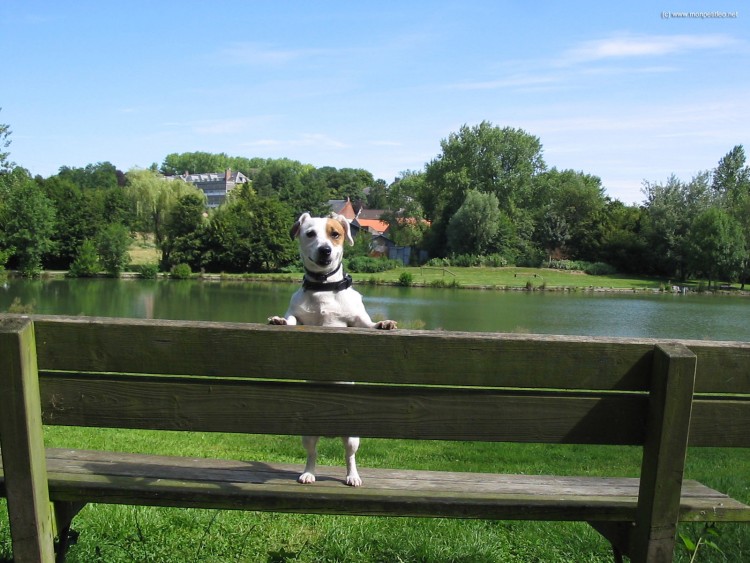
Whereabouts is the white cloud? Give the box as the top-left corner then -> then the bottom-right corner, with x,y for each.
216,42 -> 329,66
559,33 -> 742,65
448,73 -> 560,91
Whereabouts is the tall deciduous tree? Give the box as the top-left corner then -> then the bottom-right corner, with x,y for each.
96,223 -> 131,277
204,193 -> 296,272
0,170 -> 56,276
686,208 -> 745,286
161,192 -> 208,270
447,190 -> 502,255
641,173 -> 712,278
0,108 -> 14,173
712,146 -> 750,287
712,145 -> 750,208
381,171 -> 430,248
422,122 -> 545,255
125,168 -> 203,246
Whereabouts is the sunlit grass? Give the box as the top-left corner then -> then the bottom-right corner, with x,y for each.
2,426 -> 748,562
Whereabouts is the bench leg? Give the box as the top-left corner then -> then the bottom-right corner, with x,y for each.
0,317 -> 56,562
632,343 -> 696,562
53,501 -> 86,563
590,521 -> 632,562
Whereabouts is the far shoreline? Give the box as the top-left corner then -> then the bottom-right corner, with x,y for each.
5,267 -> 749,298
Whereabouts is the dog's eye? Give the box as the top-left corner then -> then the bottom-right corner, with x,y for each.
330,230 -> 340,239
306,230 -> 316,238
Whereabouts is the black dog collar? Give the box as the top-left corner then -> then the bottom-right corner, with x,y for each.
302,263 -> 352,291
302,273 -> 353,292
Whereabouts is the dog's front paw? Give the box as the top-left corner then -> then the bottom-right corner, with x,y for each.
375,320 -> 397,330
346,473 -> 363,487
298,472 -> 316,484
268,316 -> 288,325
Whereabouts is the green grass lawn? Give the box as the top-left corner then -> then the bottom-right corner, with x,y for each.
127,236 -> 742,294
353,265 -> 668,291
232,266 -> 673,293
2,427 -> 748,562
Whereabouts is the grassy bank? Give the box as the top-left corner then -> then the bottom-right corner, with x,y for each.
2,427 -> 748,562
125,238 -> 746,294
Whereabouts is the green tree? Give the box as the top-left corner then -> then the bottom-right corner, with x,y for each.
68,239 -> 100,277
41,176 -> 98,268
0,108 -> 14,173
205,195 -> 296,273
686,208 -> 745,286
160,152 -> 267,178
712,145 -> 750,208
641,173 -> 713,278
125,168 -> 203,246
532,169 -> 608,260
0,169 -> 56,276
97,223 -> 131,276
381,171 -> 430,248
253,159 -> 327,215
58,161 -> 123,191
447,190 -> 502,255
422,122 -> 545,255
600,201 -> 648,273
161,192 -> 208,270
712,146 -> 750,287
366,179 -> 389,209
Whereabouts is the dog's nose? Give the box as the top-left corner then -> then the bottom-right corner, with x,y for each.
319,245 -> 332,257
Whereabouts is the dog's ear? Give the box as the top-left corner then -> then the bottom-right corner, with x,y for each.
290,212 -> 311,240
332,214 -> 355,246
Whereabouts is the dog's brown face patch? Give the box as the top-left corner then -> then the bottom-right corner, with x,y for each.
326,218 -> 346,246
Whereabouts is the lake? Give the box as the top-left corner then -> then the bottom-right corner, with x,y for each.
2,277 -> 749,341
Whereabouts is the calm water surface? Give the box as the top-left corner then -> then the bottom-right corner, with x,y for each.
2,277 -> 749,341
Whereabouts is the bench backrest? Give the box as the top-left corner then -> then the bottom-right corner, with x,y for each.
15,315 -> 748,448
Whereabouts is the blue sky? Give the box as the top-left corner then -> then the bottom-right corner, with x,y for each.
2,1 -> 747,204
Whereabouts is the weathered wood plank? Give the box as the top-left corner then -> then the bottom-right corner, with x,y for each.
39,373 -> 648,444
29,315 -> 657,390
0,317 -> 56,562
689,397 -> 750,447
684,341 -> 750,394
11,448 -> 740,523
632,343 -> 697,563
24,315 -> 750,394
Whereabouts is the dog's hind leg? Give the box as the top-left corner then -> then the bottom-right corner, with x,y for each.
298,435 -> 319,484
343,436 -> 362,487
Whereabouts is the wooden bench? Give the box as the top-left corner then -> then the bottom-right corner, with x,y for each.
1,314 -> 749,562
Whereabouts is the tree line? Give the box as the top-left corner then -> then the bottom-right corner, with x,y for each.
1,113 -> 748,287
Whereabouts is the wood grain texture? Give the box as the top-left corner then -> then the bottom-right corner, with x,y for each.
4,448 -> 746,523
39,373 -> 648,444
29,315 -> 657,390
0,317 -> 56,562
2,313 -> 750,562
632,343 -> 697,562
23,315 -> 750,394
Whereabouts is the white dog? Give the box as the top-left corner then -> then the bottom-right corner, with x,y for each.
269,212 -> 397,486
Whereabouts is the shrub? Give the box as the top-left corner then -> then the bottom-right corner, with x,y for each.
138,263 -> 160,279
170,263 -> 192,279
482,254 -> 508,267
398,272 -> 414,286
97,223 -> 131,277
347,256 -> 400,273
430,278 -> 461,289
67,240 -> 100,278
583,262 -> 617,276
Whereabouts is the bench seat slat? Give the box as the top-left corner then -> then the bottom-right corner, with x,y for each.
4,449 -> 748,523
